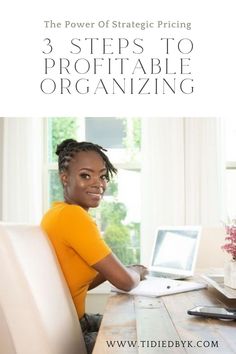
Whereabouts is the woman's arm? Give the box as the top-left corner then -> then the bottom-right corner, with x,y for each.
88,273 -> 106,290
92,253 -> 147,292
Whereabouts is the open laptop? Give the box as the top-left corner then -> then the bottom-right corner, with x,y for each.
149,226 -> 202,279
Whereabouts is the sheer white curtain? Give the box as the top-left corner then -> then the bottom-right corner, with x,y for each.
1,118 -> 44,224
141,117 -> 224,264
0,119 -> 3,220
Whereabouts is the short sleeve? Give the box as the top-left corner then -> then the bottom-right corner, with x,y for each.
58,205 -> 111,266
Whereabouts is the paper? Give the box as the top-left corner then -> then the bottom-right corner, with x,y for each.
111,276 -> 206,297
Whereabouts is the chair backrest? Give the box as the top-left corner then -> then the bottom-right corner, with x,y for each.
0,223 -> 87,354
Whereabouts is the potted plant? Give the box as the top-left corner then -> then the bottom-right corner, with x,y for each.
221,223 -> 236,289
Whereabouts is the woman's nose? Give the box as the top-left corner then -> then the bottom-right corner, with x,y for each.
92,176 -> 105,188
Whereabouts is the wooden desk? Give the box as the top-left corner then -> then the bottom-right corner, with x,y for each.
93,287 -> 236,353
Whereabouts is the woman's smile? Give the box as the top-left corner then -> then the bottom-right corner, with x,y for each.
87,190 -> 103,200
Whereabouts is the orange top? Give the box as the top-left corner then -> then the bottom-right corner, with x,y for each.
41,202 -> 111,318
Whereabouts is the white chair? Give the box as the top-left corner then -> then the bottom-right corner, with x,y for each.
0,223 -> 87,354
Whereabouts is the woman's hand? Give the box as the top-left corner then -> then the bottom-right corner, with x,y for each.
126,264 -> 149,281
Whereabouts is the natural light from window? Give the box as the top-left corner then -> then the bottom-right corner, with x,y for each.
45,117 -> 141,265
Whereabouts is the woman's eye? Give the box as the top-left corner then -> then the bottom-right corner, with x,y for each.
80,173 -> 90,179
100,175 -> 108,181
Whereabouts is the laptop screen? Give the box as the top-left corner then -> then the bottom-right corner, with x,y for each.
150,227 -> 201,275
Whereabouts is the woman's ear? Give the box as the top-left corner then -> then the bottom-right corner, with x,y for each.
60,172 -> 68,187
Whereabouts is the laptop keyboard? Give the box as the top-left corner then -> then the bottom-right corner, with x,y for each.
148,270 -> 186,280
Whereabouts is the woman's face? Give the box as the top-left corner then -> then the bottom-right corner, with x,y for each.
61,150 -> 108,210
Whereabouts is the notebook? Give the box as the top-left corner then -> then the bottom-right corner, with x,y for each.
149,225 -> 202,279
111,276 -> 206,297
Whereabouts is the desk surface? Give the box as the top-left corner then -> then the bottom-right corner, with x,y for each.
93,285 -> 236,354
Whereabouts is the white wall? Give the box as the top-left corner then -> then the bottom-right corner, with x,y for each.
196,227 -> 228,270
86,294 -> 108,315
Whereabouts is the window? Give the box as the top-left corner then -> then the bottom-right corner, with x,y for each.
85,117 -> 126,148
44,117 -> 141,265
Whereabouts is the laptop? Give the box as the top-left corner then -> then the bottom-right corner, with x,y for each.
149,226 -> 202,280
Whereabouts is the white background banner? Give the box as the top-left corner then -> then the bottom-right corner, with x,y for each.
0,0 -> 235,117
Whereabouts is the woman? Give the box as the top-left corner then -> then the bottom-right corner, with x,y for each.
41,139 -> 147,354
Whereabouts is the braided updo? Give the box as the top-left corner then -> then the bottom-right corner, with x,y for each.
56,139 -> 117,181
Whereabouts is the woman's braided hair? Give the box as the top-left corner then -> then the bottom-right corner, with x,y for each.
56,139 -> 117,181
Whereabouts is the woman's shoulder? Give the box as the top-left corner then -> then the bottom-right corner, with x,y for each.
41,202 -> 101,243
42,202 -> 95,230
54,202 -> 96,223
53,202 -> 88,216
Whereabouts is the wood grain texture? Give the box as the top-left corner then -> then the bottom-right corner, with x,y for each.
162,289 -> 236,353
135,296 -> 186,353
93,294 -> 137,353
93,288 -> 236,354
